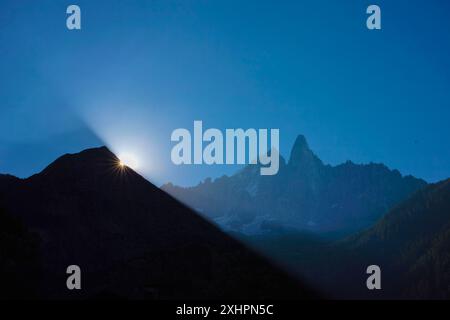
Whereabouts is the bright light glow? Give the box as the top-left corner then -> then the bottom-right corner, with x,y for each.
118,153 -> 139,170
80,102 -> 162,182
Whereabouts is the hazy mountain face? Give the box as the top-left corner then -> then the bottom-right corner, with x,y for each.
163,135 -> 427,235
0,147 -> 316,299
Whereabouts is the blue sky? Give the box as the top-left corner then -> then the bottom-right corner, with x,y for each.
1,0 -> 449,186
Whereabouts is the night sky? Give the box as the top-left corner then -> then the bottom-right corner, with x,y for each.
1,0 -> 449,186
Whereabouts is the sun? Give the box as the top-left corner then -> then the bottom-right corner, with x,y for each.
117,153 -> 139,170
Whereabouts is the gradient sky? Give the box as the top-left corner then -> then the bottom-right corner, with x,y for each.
1,0 -> 449,186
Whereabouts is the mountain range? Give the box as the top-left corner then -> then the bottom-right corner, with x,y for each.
163,135 -> 427,235
0,147 -> 316,299
1,142 -> 448,299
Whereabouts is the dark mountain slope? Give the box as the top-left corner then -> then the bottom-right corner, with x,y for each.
0,147 -> 316,299
163,135 -> 426,235
0,206 -> 40,299
241,179 -> 450,299
0,174 -> 19,192
343,178 -> 450,299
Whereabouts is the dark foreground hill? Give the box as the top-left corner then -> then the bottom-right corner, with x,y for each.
0,147 -> 316,299
244,179 -> 450,299
163,135 -> 426,235
342,178 -> 450,299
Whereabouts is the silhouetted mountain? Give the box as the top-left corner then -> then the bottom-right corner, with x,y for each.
341,178 -> 450,299
163,135 -> 426,235
0,147 -> 316,299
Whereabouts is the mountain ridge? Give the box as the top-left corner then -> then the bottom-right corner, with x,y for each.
163,134 -> 427,235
